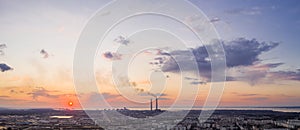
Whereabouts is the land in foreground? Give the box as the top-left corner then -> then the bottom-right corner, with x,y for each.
0,108 -> 299,130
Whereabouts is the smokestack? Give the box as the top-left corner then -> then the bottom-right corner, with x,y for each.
155,97 -> 158,110
150,99 -> 153,111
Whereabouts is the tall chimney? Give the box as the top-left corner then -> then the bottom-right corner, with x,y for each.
150,99 -> 153,111
155,97 -> 158,110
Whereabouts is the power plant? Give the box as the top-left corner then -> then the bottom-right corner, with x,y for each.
150,97 -> 159,111
155,97 -> 158,111
118,97 -> 163,118
150,99 -> 153,111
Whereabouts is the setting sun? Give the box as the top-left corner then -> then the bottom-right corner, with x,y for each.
68,101 -> 73,107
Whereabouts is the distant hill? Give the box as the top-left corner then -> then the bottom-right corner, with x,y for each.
0,108 -> 58,115
0,107 -> 9,110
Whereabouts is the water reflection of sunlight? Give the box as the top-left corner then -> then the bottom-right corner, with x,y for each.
50,116 -> 73,119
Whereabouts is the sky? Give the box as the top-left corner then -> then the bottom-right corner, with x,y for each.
0,0 -> 300,109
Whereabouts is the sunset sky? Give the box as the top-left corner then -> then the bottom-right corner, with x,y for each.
0,0 -> 300,109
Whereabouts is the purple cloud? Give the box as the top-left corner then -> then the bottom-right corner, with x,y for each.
269,70 -> 300,81
114,36 -> 130,45
40,49 -> 49,58
0,43 -> 7,56
103,52 -> 122,61
210,17 -> 221,23
155,38 -> 279,80
27,87 -> 58,100
225,38 -> 279,67
0,63 -> 13,72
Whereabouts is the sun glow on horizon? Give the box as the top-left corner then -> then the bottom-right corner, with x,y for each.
68,101 -> 73,107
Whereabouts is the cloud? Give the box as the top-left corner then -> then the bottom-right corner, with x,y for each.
243,97 -> 269,101
126,79 -> 163,98
114,35 -> 130,45
184,77 -> 198,80
156,45 -> 212,77
224,38 -> 279,67
0,97 -> 29,106
210,17 -> 221,23
0,95 -> 9,98
0,63 -> 13,72
135,89 -> 157,98
226,63 -> 300,85
259,63 -> 284,69
226,7 -> 261,15
227,65 -> 268,85
149,56 -> 168,66
190,81 -> 206,85
0,86 -> 79,108
232,92 -> 269,101
234,69 -> 268,86
150,38 -> 300,86
157,38 -> 279,78
0,43 -> 7,56
139,92 -> 168,99
269,70 -> 300,81
184,76 -> 206,85
156,49 -> 171,56
10,89 -> 17,94
27,87 -> 58,100
103,52 -> 122,60
237,94 -> 259,97
40,49 -> 49,58
154,57 -> 166,64
157,97 -> 171,100
0,44 -> 6,49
